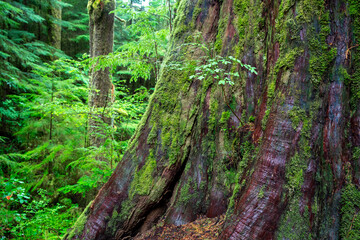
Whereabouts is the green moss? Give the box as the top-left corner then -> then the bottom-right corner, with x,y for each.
285,153 -> 305,194
340,183 -> 360,239
107,209 -> 119,235
214,14 -> 229,53
267,78 -> 276,101
147,124 -> 158,144
232,0 -> 263,54
129,149 -> 157,198
348,0 -> 360,105
274,48 -> 304,74
278,103 -> 315,237
118,199 -> 135,223
276,198 -> 312,239
88,0 -> 113,18
171,0 -> 191,39
227,181 -> 240,213
262,109 -> 270,131
63,201 -> 92,239
162,130 -> 172,146
308,22 -> 337,87
258,185 -> 265,199
168,134 -> 181,165
173,24 -> 190,39
192,7 -> 202,23
233,0 -> 249,41
226,140 -> 255,213
220,111 -> 231,125
288,106 -> 307,130
177,176 -> 200,206
208,97 -> 219,130
297,0 -> 325,24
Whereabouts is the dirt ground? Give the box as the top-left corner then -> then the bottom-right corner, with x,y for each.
134,215 -> 225,240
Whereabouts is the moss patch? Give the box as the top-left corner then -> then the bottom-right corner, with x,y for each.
63,201 -> 92,239
129,149 -> 157,198
340,183 -> 360,239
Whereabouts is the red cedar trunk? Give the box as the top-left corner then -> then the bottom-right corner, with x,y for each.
64,0 -> 360,239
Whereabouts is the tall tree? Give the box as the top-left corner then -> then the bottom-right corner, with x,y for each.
87,0 -> 115,149
64,0 -> 360,239
48,0 -> 62,50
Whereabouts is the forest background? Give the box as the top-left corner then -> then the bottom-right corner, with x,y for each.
0,0 -> 172,238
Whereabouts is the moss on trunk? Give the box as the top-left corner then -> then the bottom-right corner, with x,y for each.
65,0 -> 360,239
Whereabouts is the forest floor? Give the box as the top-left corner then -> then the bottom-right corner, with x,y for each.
135,215 -> 225,240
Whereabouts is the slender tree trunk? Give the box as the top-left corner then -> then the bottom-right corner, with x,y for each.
49,0 -> 62,51
48,0 -> 62,142
64,0 -> 360,239
167,0 -> 172,32
87,0 -> 115,149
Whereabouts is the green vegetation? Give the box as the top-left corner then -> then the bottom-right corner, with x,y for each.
0,0 -> 170,238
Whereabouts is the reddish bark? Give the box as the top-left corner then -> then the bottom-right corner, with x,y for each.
65,0 -> 360,239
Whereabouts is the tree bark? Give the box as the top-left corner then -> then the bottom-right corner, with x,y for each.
87,0 -> 115,149
48,0 -> 62,51
64,0 -> 360,239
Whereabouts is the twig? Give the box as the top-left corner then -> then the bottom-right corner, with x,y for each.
346,44 -> 359,59
115,15 -> 126,24
346,209 -> 359,238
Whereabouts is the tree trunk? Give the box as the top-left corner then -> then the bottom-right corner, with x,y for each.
64,0 -> 360,239
48,0 -> 62,51
87,0 -> 115,149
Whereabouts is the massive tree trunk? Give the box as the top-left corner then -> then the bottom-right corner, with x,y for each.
88,0 -> 115,148
64,0 -> 360,239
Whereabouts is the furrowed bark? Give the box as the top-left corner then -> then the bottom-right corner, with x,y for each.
64,0 -> 360,239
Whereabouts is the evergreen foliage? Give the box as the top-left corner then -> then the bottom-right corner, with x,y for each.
0,0 -> 164,238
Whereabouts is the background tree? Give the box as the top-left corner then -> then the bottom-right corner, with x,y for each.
87,0 -> 115,150
64,0 -> 360,239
